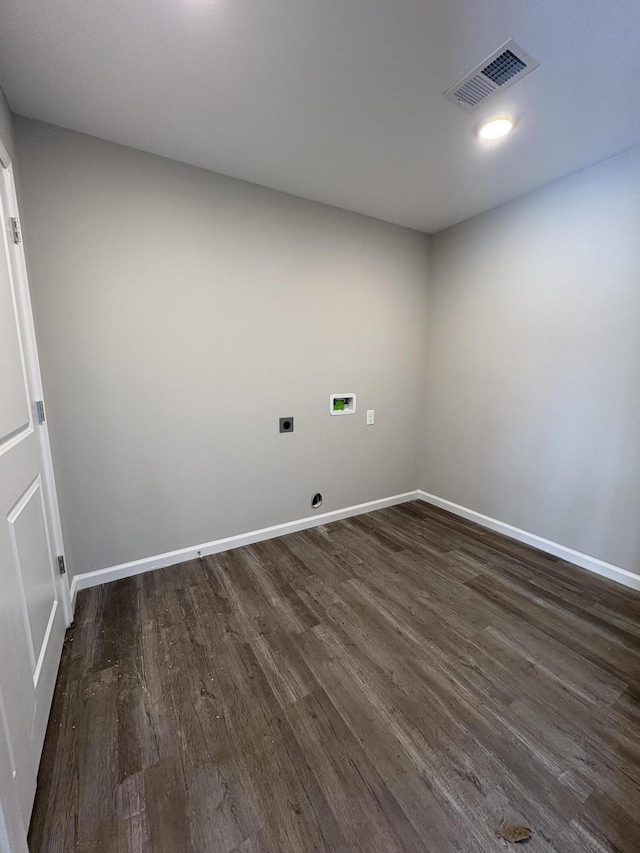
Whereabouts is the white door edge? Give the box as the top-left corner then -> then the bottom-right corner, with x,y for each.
0,138 -> 71,626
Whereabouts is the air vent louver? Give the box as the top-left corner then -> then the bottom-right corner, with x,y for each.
443,40 -> 539,111
482,49 -> 527,85
455,76 -> 495,107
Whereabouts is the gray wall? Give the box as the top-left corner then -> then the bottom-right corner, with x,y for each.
15,117 -> 429,579
0,87 -> 16,165
14,114 -> 639,581
421,145 -> 640,573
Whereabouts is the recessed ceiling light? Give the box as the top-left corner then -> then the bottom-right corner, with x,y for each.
477,116 -> 514,140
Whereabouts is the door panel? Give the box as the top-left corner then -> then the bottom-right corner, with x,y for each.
0,246 -> 29,440
0,155 -> 68,842
8,475 -> 58,673
0,627 -> 32,837
0,683 -> 30,853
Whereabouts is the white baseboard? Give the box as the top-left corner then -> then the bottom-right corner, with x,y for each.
70,486 -> 640,607
418,490 -> 640,592
70,490 -> 420,606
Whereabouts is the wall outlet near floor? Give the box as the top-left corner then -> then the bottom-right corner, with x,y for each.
366,409 -> 375,425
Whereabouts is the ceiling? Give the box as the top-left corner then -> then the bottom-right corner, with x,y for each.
1,0 -> 639,233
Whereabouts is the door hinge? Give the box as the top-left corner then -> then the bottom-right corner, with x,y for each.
57,556 -> 66,575
10,217 -> 21,244
35,400 -> 46,424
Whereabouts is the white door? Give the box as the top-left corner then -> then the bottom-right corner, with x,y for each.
0,140 -> 69,848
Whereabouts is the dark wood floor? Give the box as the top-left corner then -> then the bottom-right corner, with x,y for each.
29,501 -> 640,852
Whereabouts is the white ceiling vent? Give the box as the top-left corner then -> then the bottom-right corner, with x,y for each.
443,40 -> 539,111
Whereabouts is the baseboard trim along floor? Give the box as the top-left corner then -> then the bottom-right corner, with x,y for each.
418,490 -> 640,592
69,490 -> 420,605
70,488 -> 640,608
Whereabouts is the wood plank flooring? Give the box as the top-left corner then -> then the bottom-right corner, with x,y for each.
29,501 -> 640,852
